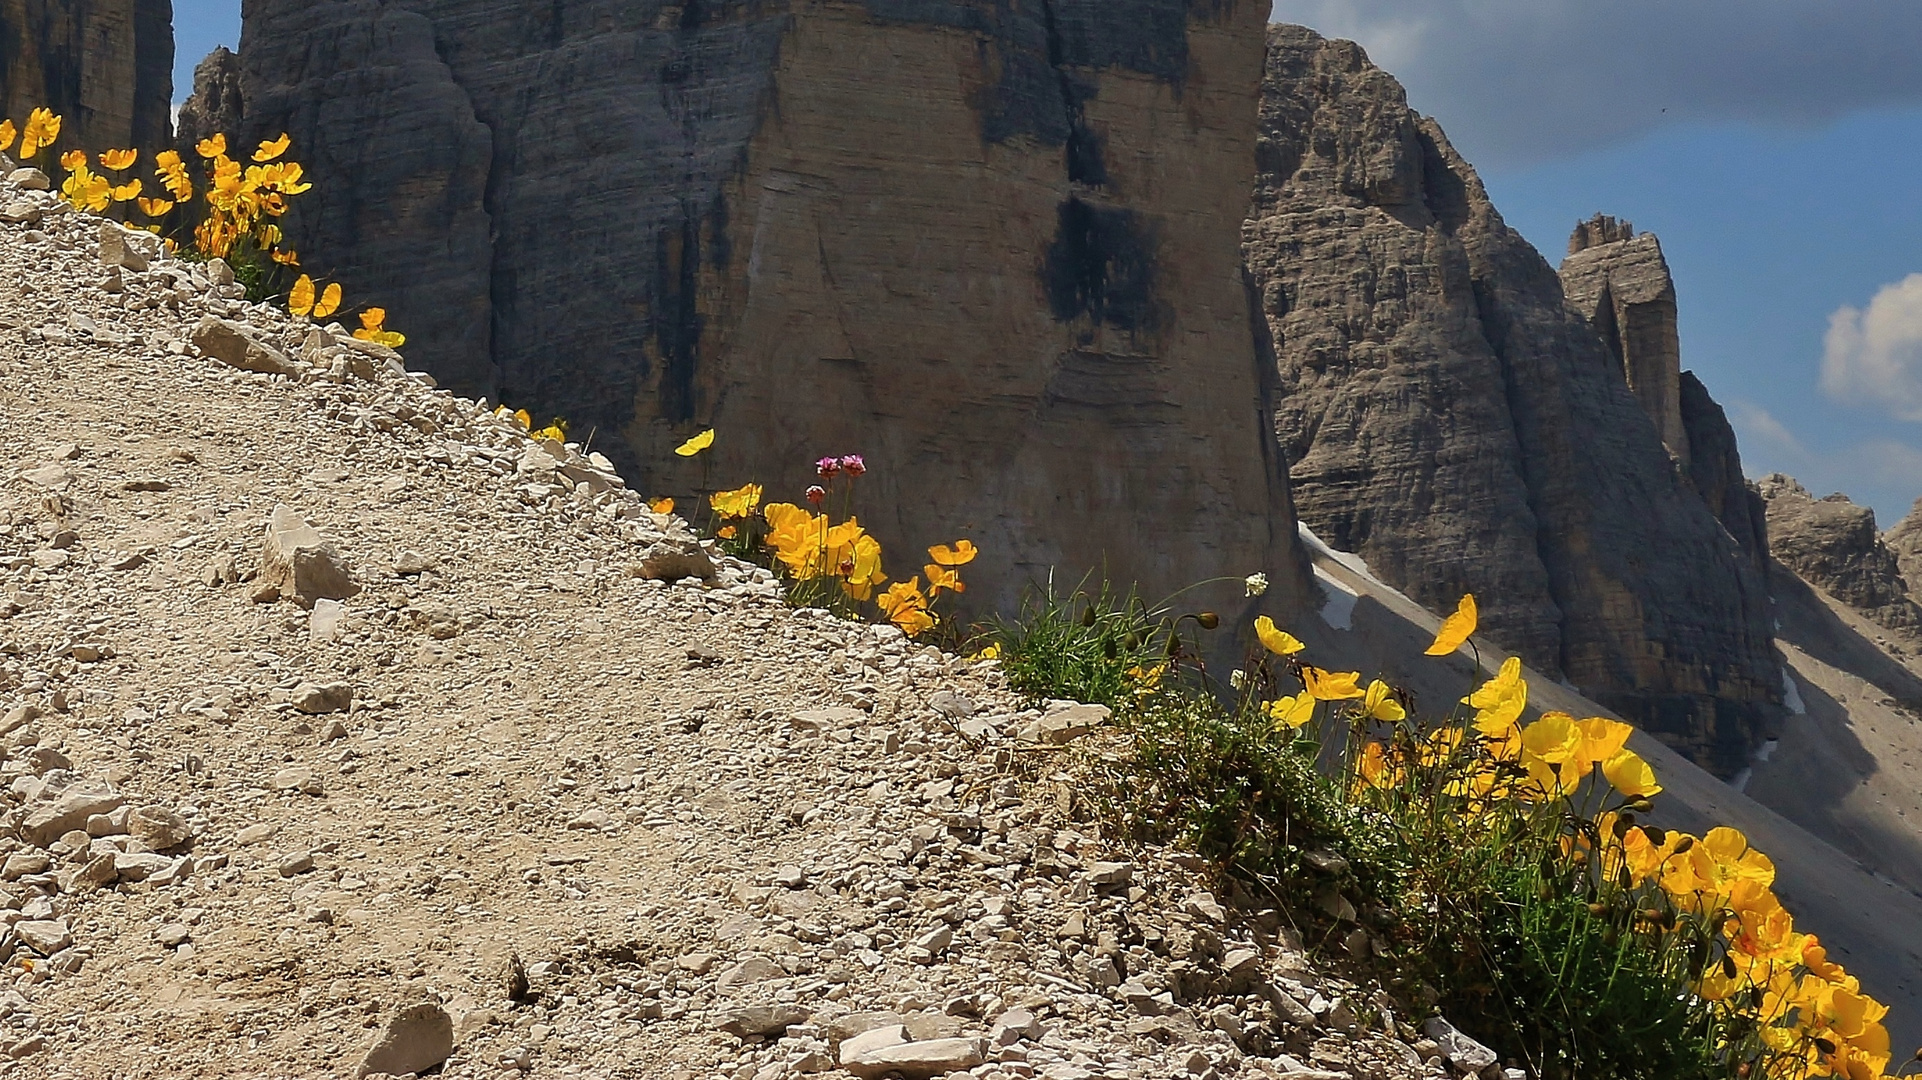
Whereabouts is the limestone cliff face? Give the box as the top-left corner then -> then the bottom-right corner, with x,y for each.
1678,371 -> 1770,573
1244,24 -> 1779,772
1759,475 -> 1922,636
0,0 -> 172,153
215,0 -> 1311,619
1560,218 -> 1688,465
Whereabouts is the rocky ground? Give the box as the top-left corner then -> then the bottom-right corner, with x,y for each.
0,164 -> 1494,1078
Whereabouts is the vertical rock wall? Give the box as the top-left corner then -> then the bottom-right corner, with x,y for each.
0,0 -> 173,153
220,0 -> 1311,620
1678,371 -> 1770,572
1244,24 -> 1779,772
1560,218 -> 1689,466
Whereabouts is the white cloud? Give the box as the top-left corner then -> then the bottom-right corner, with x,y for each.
1728,400 -> 1807,458
1820,274 -> 1922,422
1269,1 -> 1922,169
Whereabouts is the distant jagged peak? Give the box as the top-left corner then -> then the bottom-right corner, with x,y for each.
1759,473 -> 1922,635
1568,212 -> 1636,255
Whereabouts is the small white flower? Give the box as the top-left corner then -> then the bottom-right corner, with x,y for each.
1245,572 -> 1269,598
1229,669 -> 1247,690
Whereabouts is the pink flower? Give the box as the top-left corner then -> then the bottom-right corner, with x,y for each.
839,454 -> 866,476
816,457 -> 841,478
805,485 -> 827,505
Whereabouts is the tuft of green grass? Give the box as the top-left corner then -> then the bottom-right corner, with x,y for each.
981,576 -> 1166,708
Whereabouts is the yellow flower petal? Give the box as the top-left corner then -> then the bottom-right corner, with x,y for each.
313,283 -> 342,319
649,497 -> 675,515
253,132 -> 291,162
709,483 -> 764,519
1267,694 -> 1316,730
1362,679 -> 1406,722
1302,667 -> 1364,701
1601,749 -> 1663,798
0,120 -> 14,153
100,148 -> 138,170
674,429 -> 715,457
1425,593 -> 1477,655
928,540 -> 978,566
196,133 -> 227,159
1254,615 -> 1305,656
288,274 -> 316,317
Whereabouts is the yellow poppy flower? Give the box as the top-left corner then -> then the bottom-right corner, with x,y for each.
1356,741 -> 1399,790
288,275 -> 317,317
136,197 -> 174,217
1254,615 -> 1305,656
1302,667 -> 1364,701
649,498 -> 675,515
196,133 -> 226,158
923,564 -> 965,595
253,132 -> 292,162
928,540 -> 978,566
1425,593 -> 1477,655
0,119 -> 14,153
353,307 -> 404,347
269,248 -> 301,266
674,429 -> 715,457
1600,748 -> 1662,798
60,149 -> 87,172
1574,717 -> 1634,777
99,148 -> 138,170
1361,679 -> 1405,722
313,283 -> 342,319
1267,694 -> 1315,730
60,165 -> 110,212
21,108 -> 61,155
109,178 -> 142,202
708,483 -> 763,519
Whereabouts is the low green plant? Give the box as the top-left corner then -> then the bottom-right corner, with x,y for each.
997,582 -> 1899,1080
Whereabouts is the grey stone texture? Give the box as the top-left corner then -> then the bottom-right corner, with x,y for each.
1889,499 -> 1922,603
172,45 -> 243,161
1678,370 -> 1770,573
1560,218 -> 1689,466
200,0 -> 1313,623
1243,24 -> 1779,772
0,0 -> 173,155
1758,475 -> 1922,636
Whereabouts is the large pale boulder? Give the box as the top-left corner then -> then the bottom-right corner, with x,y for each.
192,317 -> 298,377
260,505 -> 359,608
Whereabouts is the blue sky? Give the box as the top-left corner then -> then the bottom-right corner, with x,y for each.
172,1 -> 239,105
169,1 -> 1922,526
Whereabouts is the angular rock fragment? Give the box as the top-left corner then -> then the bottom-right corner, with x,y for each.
358,1002 -> 454,1078
260,505 -> 359,608
191,316 -> 298,376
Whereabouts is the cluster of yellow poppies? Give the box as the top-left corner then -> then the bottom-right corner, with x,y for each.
1581,818 -> 1895,1079
3,108 -> 408,348
669,432 -> 978,638
1245,594 -> 1897,1079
